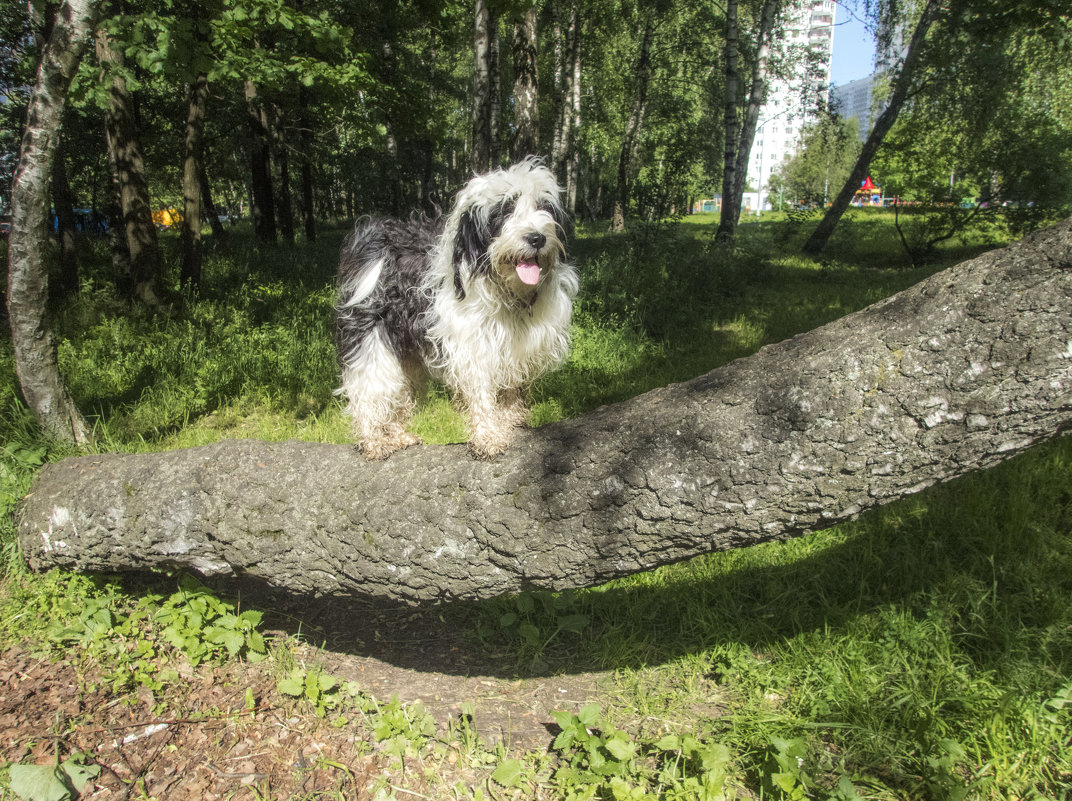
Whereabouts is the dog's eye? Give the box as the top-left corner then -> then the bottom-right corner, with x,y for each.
499,200 -> 516,217
537,201 -> 556,215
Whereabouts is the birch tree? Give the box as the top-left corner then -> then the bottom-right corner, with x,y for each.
6,0 -> 100,446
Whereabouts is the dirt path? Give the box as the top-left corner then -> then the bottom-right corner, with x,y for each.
0,599 -> 612,800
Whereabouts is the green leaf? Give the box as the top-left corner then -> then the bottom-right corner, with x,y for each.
8,759 -> 99,801
577,703 -> 601,727
277,675 -> 304,696
8,764 -> 76,801
58,760 -> 99,794
238,609 -> 263,628
552,728 -> 576,751
654,734 -> 680,751
491,759 -> 523,787
222,630 -> 245,656
305,670 -> 322,701
698,742 -> 731,772
604,735 -> 635,761
771,771 -> 799,793
557,614 -> 590,633
518,623 -> 541,645
551,709 -> 577,731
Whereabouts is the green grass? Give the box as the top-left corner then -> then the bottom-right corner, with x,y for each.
2,211 -> 1070,799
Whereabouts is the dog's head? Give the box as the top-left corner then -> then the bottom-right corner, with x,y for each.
448,160 -> 571,303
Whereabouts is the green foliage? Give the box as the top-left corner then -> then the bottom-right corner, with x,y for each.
50,239 -> 340,444
276,664 -> 358,719
503,703 -> 734,800
486,591 -> 591,673
4,572 -> 267,693
152,575 -> 267,666
368,696 -> 437,763
872,12 -> 1072,218
761,737 -> 813,800
7,752 -> 99,801
773,112 -> 861,208
0,439 -> 46,547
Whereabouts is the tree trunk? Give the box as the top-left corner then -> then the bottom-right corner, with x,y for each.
245,80 -> 276,243
51,137 -> 80,295
199,159 -> 225,240
719,0 -> 780,241
471,0 -> 495,174
611,20 -> 653,232
272,101 -> 295,243
298,84 -> 316,241
551,1 -> 581,210
6,0 -> 98,447
489,8 -> 501,168
96,29 -> 163,305
18,220 -> 1072,602
180,73 -> 208,291
511,1 -> 540,161
565,15 -> 581,214
802,0 -> 940,256
715,0 -> 740,242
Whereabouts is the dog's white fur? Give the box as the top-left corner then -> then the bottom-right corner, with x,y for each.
335,160 -> 578,459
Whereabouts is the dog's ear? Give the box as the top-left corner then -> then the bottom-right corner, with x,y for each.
552,203 -> 573,244
540,198 -> 573,250
452,209 -> 490,299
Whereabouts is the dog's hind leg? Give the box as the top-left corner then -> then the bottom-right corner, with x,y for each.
338,328 -> 421,459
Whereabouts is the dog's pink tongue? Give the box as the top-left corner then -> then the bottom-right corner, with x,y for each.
516,261 -> 541,285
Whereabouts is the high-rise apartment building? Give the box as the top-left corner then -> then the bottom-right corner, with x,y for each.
831,75 -> 874,141
744,0 -> 836,211
830,0 -> 907,142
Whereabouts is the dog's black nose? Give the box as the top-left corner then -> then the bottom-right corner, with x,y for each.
525,232 -> 547,250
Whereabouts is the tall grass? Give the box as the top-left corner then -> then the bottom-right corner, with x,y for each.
1,211 -> 1069,798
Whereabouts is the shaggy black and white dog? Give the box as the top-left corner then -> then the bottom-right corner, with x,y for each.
335,160 -> 577,459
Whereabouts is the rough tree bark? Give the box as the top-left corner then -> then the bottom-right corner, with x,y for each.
96,28 -> 164,305
6,0 -> 98,447
199,159 -> 226,240
271,101 -> 295,244
716,0 -> 781,242
714,0 -> 740,241
551,1 -> 581,212
180,73 -> 208,290
17,220 -> 1072,604
471,0 -> 496,174
51,137 -> 80,295
245,80 -> 276,243
611,20 -> 654,232
511,1 -> 540,161
297,84 -> 316,241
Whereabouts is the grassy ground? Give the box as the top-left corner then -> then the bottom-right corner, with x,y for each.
1,210 -> 1070,800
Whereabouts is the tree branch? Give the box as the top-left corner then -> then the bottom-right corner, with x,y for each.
17,221 -> 1072,604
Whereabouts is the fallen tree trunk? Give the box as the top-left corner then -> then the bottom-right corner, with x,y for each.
17,220 -> 1072,604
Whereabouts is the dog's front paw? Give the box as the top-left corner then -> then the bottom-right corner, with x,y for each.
467,432 -> 510,460
360,431 -> 422,461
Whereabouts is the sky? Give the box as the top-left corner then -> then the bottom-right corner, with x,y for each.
829,2 -> 877,86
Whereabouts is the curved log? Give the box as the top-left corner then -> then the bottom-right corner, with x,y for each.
17,220 -> 1072,603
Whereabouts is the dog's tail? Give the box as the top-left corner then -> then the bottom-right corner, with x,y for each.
337,219 -> 387,310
